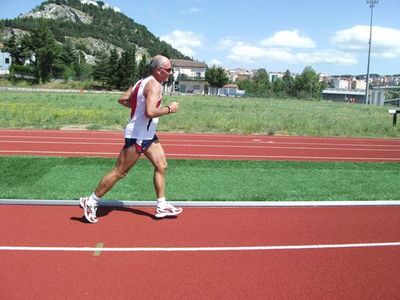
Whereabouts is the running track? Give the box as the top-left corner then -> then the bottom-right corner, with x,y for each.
1,205 -> 400,299
1,129 -> 400,299
0,129 -> 400,161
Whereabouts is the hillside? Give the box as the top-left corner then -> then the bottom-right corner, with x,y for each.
0,0 -> 189,63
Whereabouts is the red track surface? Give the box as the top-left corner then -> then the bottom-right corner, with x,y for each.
0,129 -> 400,161
1,129 -> 400,299
1,205 -> 400,299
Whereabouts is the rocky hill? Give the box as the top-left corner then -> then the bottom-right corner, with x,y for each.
0,0 -> 188,64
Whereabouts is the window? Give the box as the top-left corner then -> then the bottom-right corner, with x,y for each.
5,58 -> 10,64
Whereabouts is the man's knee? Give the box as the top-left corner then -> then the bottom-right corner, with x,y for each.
113,168 -> 128,179
155,160 -> 168,173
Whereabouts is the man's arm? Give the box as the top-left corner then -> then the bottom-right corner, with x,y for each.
144,79 -> 179,118
118,86 -> 133,108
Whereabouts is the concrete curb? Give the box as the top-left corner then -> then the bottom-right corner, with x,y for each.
0,199 -> 399,207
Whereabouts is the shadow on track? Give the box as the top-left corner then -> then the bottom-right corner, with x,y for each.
71,203 -> 177,223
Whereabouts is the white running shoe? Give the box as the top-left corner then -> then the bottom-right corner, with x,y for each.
155,202 -> 183,218
79,197 -> 98,224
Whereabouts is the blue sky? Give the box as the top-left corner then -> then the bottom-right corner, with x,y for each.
1,0 -> 399,75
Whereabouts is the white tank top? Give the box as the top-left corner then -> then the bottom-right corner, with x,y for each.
124,76 -> 162,140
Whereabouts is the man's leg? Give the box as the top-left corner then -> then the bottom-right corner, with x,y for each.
144,141 -> 167,198
95,146 -> 141,197
80,145 -> 141,223
144,142 -> 182,217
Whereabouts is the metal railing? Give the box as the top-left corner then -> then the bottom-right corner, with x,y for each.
176,74 -> 205,82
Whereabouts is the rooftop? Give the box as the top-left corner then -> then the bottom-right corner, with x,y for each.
171,59 -> 207,68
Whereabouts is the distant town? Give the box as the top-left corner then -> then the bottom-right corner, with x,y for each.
226,67 -> 400,88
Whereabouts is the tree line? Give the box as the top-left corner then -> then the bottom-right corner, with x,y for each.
3,21 -> 151,89
0,0 -> 186,60
205,65 -> 327,100
4,21 -> 325,98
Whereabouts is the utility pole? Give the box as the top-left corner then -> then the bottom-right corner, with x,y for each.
365,0 -> 378,104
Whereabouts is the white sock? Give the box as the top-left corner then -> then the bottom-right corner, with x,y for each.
157,197 -> 166,207
88,193 -> 101,205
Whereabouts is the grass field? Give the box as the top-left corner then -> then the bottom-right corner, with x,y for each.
1,89 -> 399,202
1,156 -> 400,202
0,90 -> 399,137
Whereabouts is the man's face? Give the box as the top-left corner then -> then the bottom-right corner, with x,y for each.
158,65 -> 173,82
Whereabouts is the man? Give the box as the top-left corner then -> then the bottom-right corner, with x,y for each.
79,55 -> 182,223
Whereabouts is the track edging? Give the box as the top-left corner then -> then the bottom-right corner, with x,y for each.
0,199 -> 399,207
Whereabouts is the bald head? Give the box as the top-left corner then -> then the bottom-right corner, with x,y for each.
149,55 -> 170,72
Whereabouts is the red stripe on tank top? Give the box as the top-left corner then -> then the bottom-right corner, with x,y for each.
130,80 -> 143,118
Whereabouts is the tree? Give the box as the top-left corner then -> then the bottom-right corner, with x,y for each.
93,49 -> 120,89
73,55 -> 92,81
53,41 -> 76,80
4,32 -> 26,65
28,21 -> 60,83
117,46 -> 137,90
237,78 -> 256,96
295,66 -> 321,99
59,40 -> 76,66
93,52 -> 110,87
272,78 -> 285,98
205,65 -> 228,94
105,48 -> 120,88
253,68 -> 271,97
160,43 -> 171,59
137,54 -> 148,79
282,69 -> 296,97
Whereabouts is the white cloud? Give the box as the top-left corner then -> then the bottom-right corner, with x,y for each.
217,37 -> 241,50
227,44 -> 296,64
214,26 -> 400,70
227,43 -> 268,63
220,38 -> 357,66
209,59 -> 222,66
161,30 -> 203,57
296,50 -> 358,65
331,25 -> 400,58
177,46 -> 196,57
260,30 -> 316,48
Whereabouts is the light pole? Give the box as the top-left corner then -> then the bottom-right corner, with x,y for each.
365,0 -> 378,104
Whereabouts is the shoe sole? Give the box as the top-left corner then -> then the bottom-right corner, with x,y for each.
155,209 -> 183,218
79,197 -> 98,224
79,197 -> 85,208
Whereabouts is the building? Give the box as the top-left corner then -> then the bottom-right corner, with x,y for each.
0,43 -> 12,76
332,77 -> 367,90
321,88 -> 366,103
321,88 -> 385,105
227,68 -> 253,82
170,59 -> 207,94
219,84 -> 239,96
268,72 -> 284,83
351,79 -> 366,90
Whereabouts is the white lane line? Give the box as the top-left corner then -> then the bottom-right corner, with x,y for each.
0,150 -> 399,161
1,130 -> 400,142
0,150 -> 118,155
2,140 -> 400,152
1,135 -> 400,148
168,154 -> 400,161
1,242 -> 400,252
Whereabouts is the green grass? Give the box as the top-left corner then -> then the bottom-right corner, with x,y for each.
1,90 -> 399,203
1,156 -> 399,201
0,90 -> 399,137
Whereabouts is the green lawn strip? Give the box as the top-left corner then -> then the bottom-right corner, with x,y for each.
1,156 -> 399,202
0,91 -> 398,137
